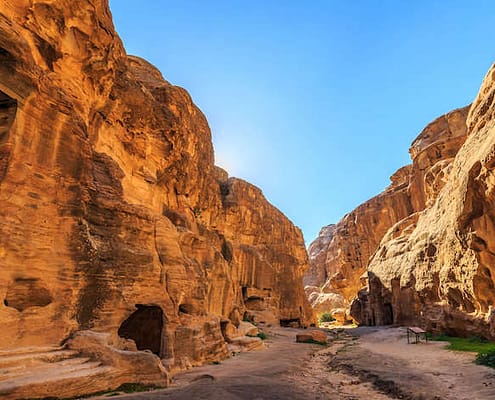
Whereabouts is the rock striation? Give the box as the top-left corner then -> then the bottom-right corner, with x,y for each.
0,1 -> 313,398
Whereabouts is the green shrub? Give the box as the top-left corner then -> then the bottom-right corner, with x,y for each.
318,312 -> 335,323
476,350 -> 495,368
257,332 -> 267,340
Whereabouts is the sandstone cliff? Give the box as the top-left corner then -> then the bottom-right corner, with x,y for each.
304,224 -> 336,288
0,1 -> 312,397
306,105 -> 470,323
353,66 -> 495,338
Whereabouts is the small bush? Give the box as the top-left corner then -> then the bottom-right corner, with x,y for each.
318,312 -> 335,323
257,332 -> 267,340
476,350 -> 495,368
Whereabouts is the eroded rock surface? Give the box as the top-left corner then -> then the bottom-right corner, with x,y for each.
0,1 -> 313,397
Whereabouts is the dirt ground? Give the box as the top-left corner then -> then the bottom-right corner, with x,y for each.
88,326 -> 495,400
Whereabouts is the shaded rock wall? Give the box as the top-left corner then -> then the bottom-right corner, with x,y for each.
0,0 -> 313,394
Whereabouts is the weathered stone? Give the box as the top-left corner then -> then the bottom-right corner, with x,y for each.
352,76 -> 495,337
308,291 -> 346,316
347,105 -> 474,332
0,331 -> 168,400
228,336 -> 265,353
237,321 -> 260,337
331,308 -> 353,325
296,330 -> 327,344
0,1 -> 314,397
223,321 -> 259,342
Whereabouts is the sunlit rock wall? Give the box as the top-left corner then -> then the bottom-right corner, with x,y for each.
0,1 -> 313,395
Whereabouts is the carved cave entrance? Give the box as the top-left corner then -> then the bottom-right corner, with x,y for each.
383,303 -> 394,325
118,305 -> 164,356
280,318 -> 301,328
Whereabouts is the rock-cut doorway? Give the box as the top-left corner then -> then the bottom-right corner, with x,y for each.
118,304 -> 164,356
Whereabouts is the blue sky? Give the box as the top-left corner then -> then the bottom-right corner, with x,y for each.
109,1 -> 495,244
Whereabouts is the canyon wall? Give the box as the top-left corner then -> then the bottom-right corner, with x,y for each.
0,1 -> 312,397
355,65 -> 495,338
311,62 -> 495,338
306,104 -> 471,327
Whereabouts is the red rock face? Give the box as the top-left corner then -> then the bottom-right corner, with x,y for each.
0,1 -> 313,396
307,106 -> 470,326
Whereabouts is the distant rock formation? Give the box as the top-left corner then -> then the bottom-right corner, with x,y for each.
0,1 -> 313,397
304,224 -> 336,287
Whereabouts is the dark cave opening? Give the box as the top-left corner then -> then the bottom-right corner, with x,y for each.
0,89 -> 17,138
280,318 -> 301,328
4,278 -> 52,312
220,319 -> 229,341
118,304 -> 164,356
383,303 -> 394,325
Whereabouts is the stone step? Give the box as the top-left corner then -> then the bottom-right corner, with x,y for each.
0,355 -> 93,381
0,363 -> 115,399
0,349 -> 79,369
0,346 -> 62,357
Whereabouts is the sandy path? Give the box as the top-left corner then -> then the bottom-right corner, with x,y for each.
324,327 -> 495,400
88,326 -> 495,400
88,327 -> 324,400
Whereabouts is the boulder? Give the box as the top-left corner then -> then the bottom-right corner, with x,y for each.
237,321 -> 259,337
228,336 -> 265,353
296,330 -> 328,344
